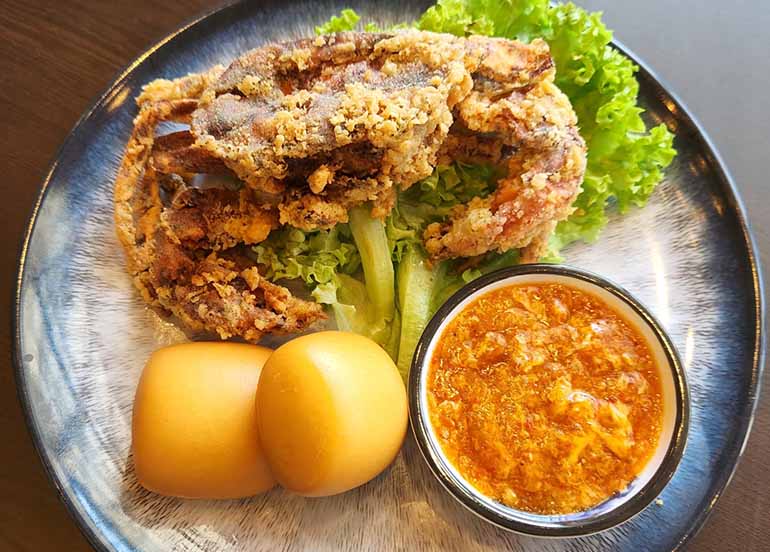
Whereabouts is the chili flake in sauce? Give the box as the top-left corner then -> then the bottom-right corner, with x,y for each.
427,283 -> 663,515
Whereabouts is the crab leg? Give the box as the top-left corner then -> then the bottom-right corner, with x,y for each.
150,131 -> 233,176
424,39 -> 586,262
114,77 -> 325,341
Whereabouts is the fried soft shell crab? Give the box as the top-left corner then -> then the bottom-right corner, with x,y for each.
114,30 -> 587,341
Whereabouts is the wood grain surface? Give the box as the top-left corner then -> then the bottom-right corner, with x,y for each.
0,1 -> 766,551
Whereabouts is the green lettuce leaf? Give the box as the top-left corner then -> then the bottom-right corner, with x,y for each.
253,225 -> 360,303
417,0 -> 550,40
315,8 -> 360,34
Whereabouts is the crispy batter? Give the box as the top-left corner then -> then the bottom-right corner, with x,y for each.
114,31 -> 586,342
424,38 -> 586,260
150,131 -> 232,176
137,65 -> 226,105
190,32 -> 472,229
163,186 -> 279,250
114,81 -> 325,341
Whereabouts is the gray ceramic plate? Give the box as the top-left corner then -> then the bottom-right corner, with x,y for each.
14,1 -> 765,551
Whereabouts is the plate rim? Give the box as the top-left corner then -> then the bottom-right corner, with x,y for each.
620,41 -> 766,549
12,2 -> 766,550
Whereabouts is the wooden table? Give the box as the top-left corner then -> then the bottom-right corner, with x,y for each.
1,1 -> 767,550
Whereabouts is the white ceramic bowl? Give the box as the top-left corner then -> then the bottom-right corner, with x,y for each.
409,264 -> 689,537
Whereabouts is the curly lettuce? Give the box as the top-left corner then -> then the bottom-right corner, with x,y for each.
415,0 -> 676,251
254,225 -> 360,304
314,8 -> 361,34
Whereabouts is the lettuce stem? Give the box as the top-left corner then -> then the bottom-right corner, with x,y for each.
348,206 -> 395,342
396,247 -> 436,380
